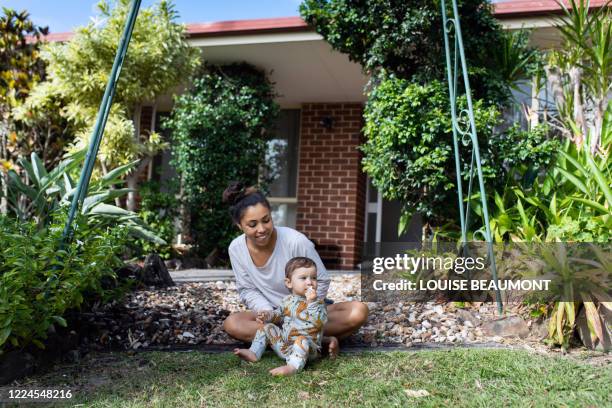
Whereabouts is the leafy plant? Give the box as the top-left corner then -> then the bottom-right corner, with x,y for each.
546,0 -> 611,153
0,8 -> 57,215
470,129 -> 610,349
361,77 -> 558,230
1,150 -> 164,244
0,211 -> 127,351
536,244 -> 611,350
165,63 -> 279,258
477,137 -> 610,243
131,179 -> 178,259
15,0 -> 201,210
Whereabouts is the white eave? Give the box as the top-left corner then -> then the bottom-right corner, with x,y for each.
187,31 -> 368,108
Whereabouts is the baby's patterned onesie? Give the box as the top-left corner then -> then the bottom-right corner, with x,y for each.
249,294 -> 328,371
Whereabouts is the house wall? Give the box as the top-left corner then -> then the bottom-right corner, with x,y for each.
296,103 -> 366,270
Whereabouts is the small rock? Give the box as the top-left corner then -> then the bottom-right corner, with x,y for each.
65,350 -> 80,364
433,305 -> 444,315
482,316 -> 529,338
530,319 -> 549,340
456,309 -> 478,325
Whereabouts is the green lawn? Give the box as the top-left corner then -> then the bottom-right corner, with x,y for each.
16,349 -> 612,407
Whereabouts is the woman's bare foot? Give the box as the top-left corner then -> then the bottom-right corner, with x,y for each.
327,336 -> 339,358
269,364 -> 297,376
233,348 -> 258,362
322,336 -> 339,358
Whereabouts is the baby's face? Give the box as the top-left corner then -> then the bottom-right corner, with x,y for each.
285,266 -> 318,297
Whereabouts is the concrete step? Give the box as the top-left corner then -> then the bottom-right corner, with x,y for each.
169,268 -> 359,282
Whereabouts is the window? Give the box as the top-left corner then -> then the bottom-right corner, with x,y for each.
503,78 -> 560,130
264,109 -> 300,228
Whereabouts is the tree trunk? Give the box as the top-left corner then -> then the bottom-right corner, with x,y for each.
125,156 -> 151,211
101,161 -> 122,207
179,175 -> 191,244
0,118 -> 9,215
545,65 -> 570,138
591,96 -> 607,155
569,66 -> 587,149
126,173 -> 138,211
545,65 -> 565,110
529,75 -> 540,129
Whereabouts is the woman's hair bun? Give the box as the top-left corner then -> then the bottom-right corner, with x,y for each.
222,181 -> 247,206
222,181 -> 271,224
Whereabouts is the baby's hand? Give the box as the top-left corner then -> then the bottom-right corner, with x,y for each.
305,287 -> 317,302
256,310 -> 273,324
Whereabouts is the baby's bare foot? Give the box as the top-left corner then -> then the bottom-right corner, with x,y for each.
269,364 -> 297,376
233,348 -> 258,362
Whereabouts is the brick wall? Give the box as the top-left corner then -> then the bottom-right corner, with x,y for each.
296,103 -> 366,270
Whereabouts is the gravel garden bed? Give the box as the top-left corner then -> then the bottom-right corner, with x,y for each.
75,274 -> 556,354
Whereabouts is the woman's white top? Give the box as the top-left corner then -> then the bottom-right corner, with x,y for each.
228,226 -> 330,311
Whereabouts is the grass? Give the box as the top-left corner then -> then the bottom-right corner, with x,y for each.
11,349 -> 612,407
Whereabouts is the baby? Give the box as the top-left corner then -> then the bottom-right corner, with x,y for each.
233,256 -> 329,376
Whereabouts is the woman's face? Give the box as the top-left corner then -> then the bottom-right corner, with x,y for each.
238,203 -> 274,247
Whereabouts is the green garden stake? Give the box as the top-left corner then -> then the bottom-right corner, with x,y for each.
440,0 -> 503,314
61,0 -> 142,242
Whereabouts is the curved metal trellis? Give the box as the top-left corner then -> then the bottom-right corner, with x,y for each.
440,0 -> 503,314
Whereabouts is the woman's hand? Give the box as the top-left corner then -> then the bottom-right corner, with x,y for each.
256,310 -> 274,324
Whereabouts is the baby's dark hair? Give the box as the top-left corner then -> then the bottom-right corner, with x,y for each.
285,257 -> 317,279
222,181 -> 271,224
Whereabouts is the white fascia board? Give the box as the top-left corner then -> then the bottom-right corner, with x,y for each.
500,16 -> 558,30
189,32 -> 323,47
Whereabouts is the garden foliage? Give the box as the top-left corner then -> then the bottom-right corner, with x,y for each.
0,8 -> 65,216
361,77 -> 558,226
131,180 -> 179,259
475,1 -> 612,349
0,212 -> 127,352
301,0 -> 543,229
165,63 -> 279,258
0,150 -> 164,244
481,140 -> 610,243
545,0 -> 611,154
16,0 -> 201,209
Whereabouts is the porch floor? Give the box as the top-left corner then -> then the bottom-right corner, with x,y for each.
169,268 -> 360,282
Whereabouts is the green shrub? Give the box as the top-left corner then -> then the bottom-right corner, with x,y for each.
361,76 -> 558,228
165,63 -> 279,258
132,180 -> 178,259
0,211 -> 127,352
475,138 -> 610,243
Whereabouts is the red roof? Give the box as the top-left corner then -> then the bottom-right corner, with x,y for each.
493,0 -> 608,18
186,16 -> 308,38
36,1 -> 610,43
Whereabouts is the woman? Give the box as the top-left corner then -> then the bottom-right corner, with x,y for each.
222,182 -> 369,355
